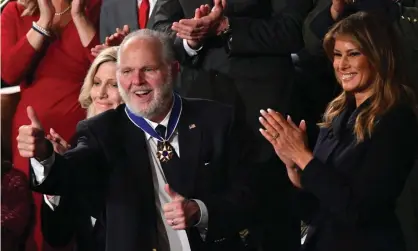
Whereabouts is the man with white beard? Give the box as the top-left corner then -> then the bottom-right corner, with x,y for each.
16,29 -> 257,251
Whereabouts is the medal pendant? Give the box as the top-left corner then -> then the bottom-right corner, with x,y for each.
157,141 -> 174,163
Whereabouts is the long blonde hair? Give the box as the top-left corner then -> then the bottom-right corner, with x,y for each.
321,12 -> 416,143
79,46 -> 118,118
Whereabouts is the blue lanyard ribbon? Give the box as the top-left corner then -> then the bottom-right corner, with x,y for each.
125,93 -> 182,142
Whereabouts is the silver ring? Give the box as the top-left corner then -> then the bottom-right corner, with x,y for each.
171,219 -> 175,226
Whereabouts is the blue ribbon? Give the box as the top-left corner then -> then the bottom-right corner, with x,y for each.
125,93 -> 182,142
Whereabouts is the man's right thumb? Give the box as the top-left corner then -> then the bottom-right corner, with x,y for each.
27,106 -> 42,129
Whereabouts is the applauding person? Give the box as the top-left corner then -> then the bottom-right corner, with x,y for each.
2,0 -> 101,249
260,12 -> 418,251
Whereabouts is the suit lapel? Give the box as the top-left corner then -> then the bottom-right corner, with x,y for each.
177,99 -> 202,197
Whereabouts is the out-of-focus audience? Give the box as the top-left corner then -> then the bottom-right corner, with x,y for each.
1,0 -> 101,249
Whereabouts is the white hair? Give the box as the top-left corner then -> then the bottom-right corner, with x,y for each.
115,29 -> 175,120
117,29 -> 175,66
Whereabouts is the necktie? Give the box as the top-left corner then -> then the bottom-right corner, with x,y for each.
155,125 -> 184,195
138,0 -> 150,29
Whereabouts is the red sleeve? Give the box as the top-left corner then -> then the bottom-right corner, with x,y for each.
84,0 -> 102,62
1,169 -> 32,237
1,2 -> 39,86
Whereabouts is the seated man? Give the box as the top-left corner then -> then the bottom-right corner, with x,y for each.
16,29 -> 257,251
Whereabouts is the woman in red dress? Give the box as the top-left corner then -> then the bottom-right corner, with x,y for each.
1,0 -> 101,250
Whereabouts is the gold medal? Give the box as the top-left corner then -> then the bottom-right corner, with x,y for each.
157,141 -> 174,162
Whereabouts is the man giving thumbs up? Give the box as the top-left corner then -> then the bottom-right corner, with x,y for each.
16,106 -> 52,161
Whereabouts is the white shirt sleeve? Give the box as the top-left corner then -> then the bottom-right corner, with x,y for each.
191,199 -> 208,228
182,39 -> 203,57
30,153 -> 56,184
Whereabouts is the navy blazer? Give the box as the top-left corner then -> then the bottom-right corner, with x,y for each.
299,99 -> 418,251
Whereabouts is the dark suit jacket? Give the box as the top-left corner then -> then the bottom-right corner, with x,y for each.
99,0 -> 158,42
299,99 -> 418,251
41,194 -> 99,251
32,98 -> 257,251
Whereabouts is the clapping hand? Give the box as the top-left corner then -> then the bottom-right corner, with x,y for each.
331,0 -> 356,20
37,0 -> 55,28
91,25 -> 130,57
71,0 -> 87,18
172,0 -> 226,49
259,109 -> 313,188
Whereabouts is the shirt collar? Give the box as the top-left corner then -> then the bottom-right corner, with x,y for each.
143,108 -> 174,140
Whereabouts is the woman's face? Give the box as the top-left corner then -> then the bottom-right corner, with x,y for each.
333,36 -> 374,97
90,61 -> 122,116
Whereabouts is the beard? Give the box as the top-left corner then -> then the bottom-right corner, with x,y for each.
118,73 -> 173,120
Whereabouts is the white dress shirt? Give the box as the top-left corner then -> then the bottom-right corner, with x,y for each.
32,109 -> 208,251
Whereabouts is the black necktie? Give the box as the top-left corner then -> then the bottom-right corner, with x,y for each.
155,125 -> 185,195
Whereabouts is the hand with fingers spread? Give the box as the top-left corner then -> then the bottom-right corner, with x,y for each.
91,25 -> 130,57
172,0 -> 226,47
106,25 -> 130,46
46,128 -> 71,155
16,106 -> 52,161
162,184 -> 200,230
259,109 -> 313,171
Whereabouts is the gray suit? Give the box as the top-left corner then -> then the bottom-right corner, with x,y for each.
99,0 -> 159,43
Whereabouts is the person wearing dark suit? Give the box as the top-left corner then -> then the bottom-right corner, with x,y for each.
153,1 -> 312,250
17,29 -> 257,251
259,12 -> 418,251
